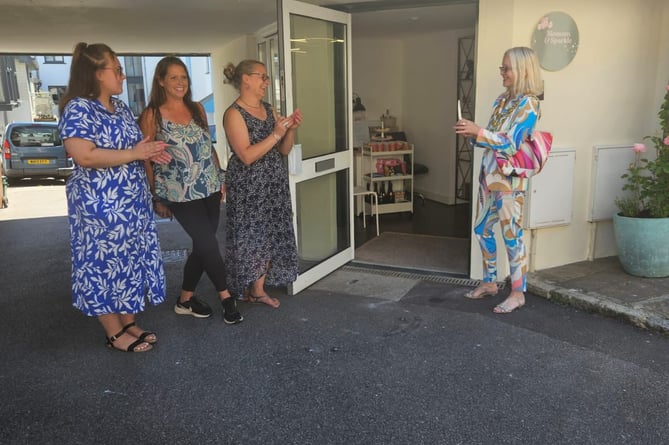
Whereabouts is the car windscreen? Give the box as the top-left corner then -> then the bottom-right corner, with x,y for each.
10,126 -> 62,147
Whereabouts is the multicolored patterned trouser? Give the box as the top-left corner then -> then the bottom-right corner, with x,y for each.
473,190 -> 526,292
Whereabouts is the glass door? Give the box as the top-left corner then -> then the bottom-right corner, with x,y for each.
278,0 -> 353,294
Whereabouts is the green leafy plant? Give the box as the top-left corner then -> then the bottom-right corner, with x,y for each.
616,84 -> 669,218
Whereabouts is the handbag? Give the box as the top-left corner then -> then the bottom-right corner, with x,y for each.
494,130 -> 553,178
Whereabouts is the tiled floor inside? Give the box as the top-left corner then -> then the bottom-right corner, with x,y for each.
353,199 -> 471,248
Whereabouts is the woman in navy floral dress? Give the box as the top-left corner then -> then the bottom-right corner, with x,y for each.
223,60 -> 302,307
139,56 -> 243,325
58,43 -> 170,352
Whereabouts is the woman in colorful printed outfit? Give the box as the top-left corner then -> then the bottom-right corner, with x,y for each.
222,60 -> 301,308
58,42 -> 170,352
454,46 -> 543,313
139,56 -> 243,325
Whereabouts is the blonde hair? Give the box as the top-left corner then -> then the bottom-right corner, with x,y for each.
504,47 -> 543,97
223,59 -> 264,91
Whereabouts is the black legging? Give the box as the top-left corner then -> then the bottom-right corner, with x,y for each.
169,192 -> 227,292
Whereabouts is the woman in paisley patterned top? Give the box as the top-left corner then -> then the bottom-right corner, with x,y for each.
58,42 -> 170,353
139,56 -> 243,325
454,47 -> 543,314
223,60 -> 302,308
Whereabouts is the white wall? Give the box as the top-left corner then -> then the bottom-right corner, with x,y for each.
402,28 -> 473,204
210,35 -> 257,168
352,28 -> 474,205
351,38 -> 404,130
37,56 -> 70,98
472,0 -> 669,279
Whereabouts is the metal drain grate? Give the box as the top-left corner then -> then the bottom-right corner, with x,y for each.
342,264 -> 506,289
161,248 -> 189,263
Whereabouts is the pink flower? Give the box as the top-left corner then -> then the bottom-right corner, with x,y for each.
664,136 -> 669,145
666,84 -> 669,92
537,16 -> 551,30
633,143 -> 646,153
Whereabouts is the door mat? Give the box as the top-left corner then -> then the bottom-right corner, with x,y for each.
354,232 -> 469,274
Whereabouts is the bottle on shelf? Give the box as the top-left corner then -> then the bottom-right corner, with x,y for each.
365,183 -> 371,203
387,181 -> 395,203
379,182 -> 386,204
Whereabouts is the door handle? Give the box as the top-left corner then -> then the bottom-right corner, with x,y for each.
315,158 -> 335,172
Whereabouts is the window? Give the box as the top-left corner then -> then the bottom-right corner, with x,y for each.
44,56 -> 65,64
124,57 -> 145,116
11,125 -> 62,146
0,56 -> 20,110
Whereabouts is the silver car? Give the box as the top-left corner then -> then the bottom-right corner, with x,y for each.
1,122 -> 74,183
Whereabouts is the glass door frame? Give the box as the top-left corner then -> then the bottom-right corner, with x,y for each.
278,0 -> 354,294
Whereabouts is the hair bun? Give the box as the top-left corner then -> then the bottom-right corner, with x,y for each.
223,63 -> 236,83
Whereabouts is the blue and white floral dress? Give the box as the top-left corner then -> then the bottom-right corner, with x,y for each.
58,97 -> 166,316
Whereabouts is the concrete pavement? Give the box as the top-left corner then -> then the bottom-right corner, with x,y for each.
528,256 -> 669,334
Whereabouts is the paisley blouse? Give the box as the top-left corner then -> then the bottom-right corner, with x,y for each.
153,119 -> 220,202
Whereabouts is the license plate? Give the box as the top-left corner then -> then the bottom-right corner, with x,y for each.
27,159 -> 50,165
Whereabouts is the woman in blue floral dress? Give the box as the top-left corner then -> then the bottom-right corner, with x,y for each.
58,43 -> 170,352
223,60 -> 302,307
139,56 -> 243,325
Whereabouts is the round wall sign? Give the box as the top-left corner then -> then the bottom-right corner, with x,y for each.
531,12 -> 579,71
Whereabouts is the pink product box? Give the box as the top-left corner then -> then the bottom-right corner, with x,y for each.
376,159 -> 407,175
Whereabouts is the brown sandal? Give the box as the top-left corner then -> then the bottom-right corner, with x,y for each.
244,294 -> 280,308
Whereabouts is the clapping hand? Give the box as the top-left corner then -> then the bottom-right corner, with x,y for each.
150,151 -> 172,164
135,137 -> 171,163
286,109 -> 303,129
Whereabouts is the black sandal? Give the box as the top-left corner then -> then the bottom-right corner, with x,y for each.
121,322 -> 157,344
106,328 -> 152,353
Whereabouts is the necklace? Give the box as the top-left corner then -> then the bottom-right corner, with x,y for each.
239,98 -> 262,109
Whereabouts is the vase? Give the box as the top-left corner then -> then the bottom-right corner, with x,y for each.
613,213 -> 669,277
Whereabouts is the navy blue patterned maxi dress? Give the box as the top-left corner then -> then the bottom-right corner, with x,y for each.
225,102 -> 298,298
58,97 -> 166,316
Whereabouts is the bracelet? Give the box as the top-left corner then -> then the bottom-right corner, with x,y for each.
272,133 -> 281,142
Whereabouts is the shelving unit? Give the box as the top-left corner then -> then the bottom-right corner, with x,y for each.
361,143 -> 414,215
